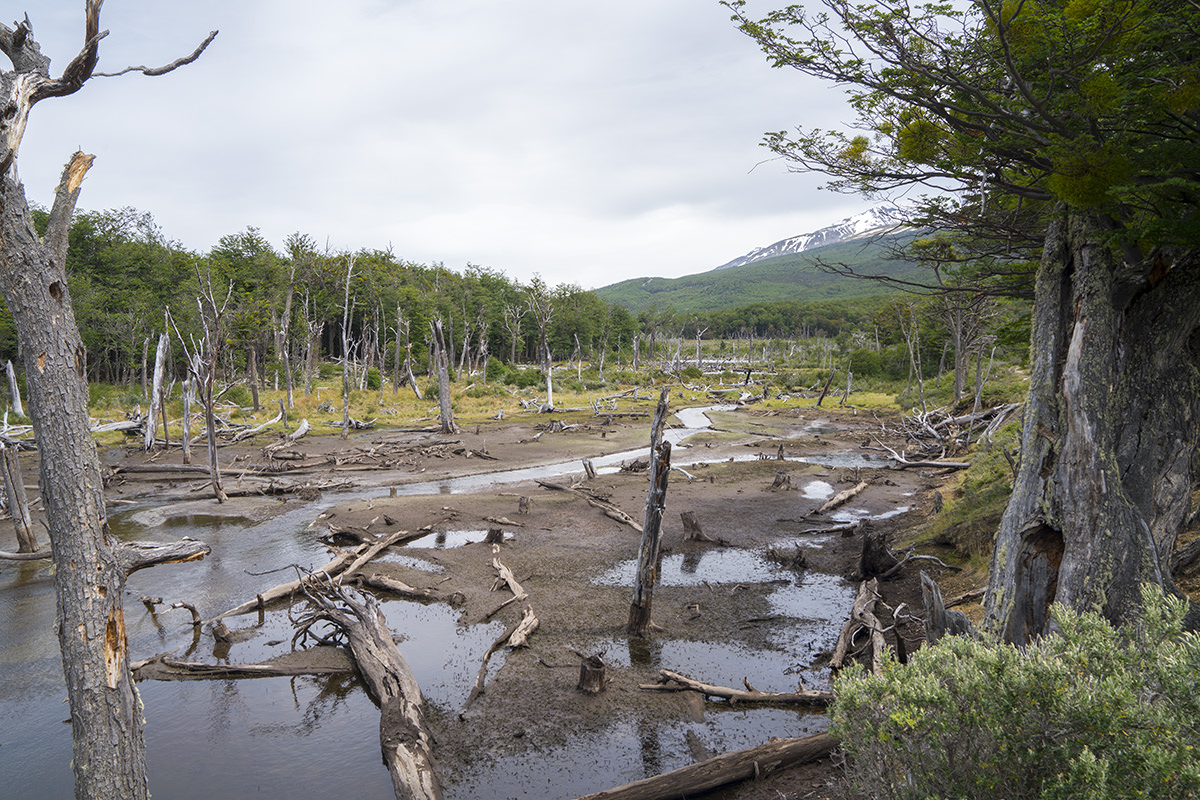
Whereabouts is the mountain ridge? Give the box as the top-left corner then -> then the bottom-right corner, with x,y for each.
711,205 -> 901,272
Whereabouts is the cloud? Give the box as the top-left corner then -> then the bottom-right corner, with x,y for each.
16,0 -> 874,289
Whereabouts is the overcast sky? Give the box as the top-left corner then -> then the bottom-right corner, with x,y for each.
19,0 -> 875,289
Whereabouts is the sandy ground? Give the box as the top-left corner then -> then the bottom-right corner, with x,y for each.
5,402 -> 966,799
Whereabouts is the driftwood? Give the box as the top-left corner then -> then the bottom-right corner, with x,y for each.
356,572 -> 439,602
818,480 -> 867,514
296,573 -> 442,800
207,529 -> 414,623
537,479 -> 643,532
0,547 -> 51,560
463,607 -> 539,711
831,578 -> 888,675
640,669 -> 832,707
115,540 -> 212,576
263,417 -> 310,456
572,732 -> 836,800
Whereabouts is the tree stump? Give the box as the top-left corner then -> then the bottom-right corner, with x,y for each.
485,528 -> 504,545
577,654 -> 607,694
770,471 -> 792,490
518,496 -> 531,515
680,511 -> 706,542
582,457 -> 597,480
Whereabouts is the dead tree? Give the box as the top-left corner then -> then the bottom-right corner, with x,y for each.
143,332 -> 168,451
168,268 -> 233,503
5,358 -> 22,416
340,254 -> 356,440
627,388 -> 671,636
297,573 -> 443,800
525,278 -> 555,408
430,318 -> 457,434
0,8 -> 216,798
0,442 -> 35,552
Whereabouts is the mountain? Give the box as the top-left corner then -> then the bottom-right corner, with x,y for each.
711,205 -> 902,272
596,207 -> 917,315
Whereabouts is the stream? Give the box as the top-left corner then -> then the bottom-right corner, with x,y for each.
0,407 -> 885,799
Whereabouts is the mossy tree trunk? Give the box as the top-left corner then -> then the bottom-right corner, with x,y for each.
985,209 -> 1200,643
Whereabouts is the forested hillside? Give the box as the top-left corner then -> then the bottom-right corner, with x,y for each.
595,231 -> 922,314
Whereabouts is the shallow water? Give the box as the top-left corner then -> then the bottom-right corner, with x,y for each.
0,406 -> 866,798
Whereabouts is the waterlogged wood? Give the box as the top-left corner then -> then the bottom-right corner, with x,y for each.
818,480 -> 868,514
0,443 -> 36,551
463,606 -> 539,711
115,540 -> 211,575
572,733 -> 836,800
640,669 -> 832,707
298,575 -> 443,800
358,572 -> 438,602
132,652 -> 355,681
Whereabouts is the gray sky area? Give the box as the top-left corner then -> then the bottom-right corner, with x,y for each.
18,1 -> 875,288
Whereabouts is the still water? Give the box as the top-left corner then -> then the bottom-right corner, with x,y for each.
0,407 -> 862,798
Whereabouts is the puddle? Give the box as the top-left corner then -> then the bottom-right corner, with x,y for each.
801,480 -> 835,500
379,554 -> 445,573
593,548 -> 785,587
402,529 -> 512,549
831,505 -> 912,523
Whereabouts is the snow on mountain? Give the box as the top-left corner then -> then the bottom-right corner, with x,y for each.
712,205 -> 903,272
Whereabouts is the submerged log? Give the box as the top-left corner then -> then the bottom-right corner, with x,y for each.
572,732 -> 836,800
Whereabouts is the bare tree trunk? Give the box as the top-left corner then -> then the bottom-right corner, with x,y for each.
181,378 -> 192,465
985,210 -> 1200,642
393,305 -> 403,395
431,318 -> 457,434
340,257 -> 355,440
628,388 -> 671,637
5,359 -> 22,416
247,344 -> 260,411
143,332 -> 168,451
140,336 -> 149,398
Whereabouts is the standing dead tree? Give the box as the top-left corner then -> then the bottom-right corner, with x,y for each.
168,268 -> 233,504
430,318 -> 457,434
627,388 -> 671,637
0,9 -> 217,797
340,254 -> 356,440
0,441 -> 35,552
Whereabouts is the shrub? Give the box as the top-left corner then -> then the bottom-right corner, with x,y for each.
832,586 -> 1200,800
680,365 -> 703,381
485,358 -> 507,383
366,367 -> 381,391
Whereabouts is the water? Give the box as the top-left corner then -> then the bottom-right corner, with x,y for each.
0,405 -> 869,798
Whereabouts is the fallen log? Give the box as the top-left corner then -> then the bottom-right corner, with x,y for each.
297,573 -> 442,800
463,606 -> 539,711
207,529 -> 415,623
640,669 -> 831,707
572,732 -> 836,800
0,547 -> 52,561
357,572 -> 438,602
817,480 -> 868,514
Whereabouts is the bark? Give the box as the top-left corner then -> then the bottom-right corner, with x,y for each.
985,210 -> 1200,642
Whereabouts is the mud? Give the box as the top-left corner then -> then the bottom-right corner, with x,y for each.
4,403 -> 959,799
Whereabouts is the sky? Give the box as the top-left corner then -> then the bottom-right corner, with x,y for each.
18,0 -> 876,289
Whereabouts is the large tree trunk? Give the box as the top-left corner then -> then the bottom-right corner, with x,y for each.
0,155 -> 152,798
985,209 -> 1200,643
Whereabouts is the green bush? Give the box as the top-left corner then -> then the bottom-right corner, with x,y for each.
506,367 -> 542,389
680,365 -> 703,381
366,367 -> 381,391
485,358 -> 508,383
832,586 -> 1200,800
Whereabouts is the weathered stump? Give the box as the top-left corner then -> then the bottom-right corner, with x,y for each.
577,654 -> 607,694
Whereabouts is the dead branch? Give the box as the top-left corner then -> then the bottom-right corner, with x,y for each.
640,669 -> 831,707
818,480 -> 867,514
94,30 -> 219,77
